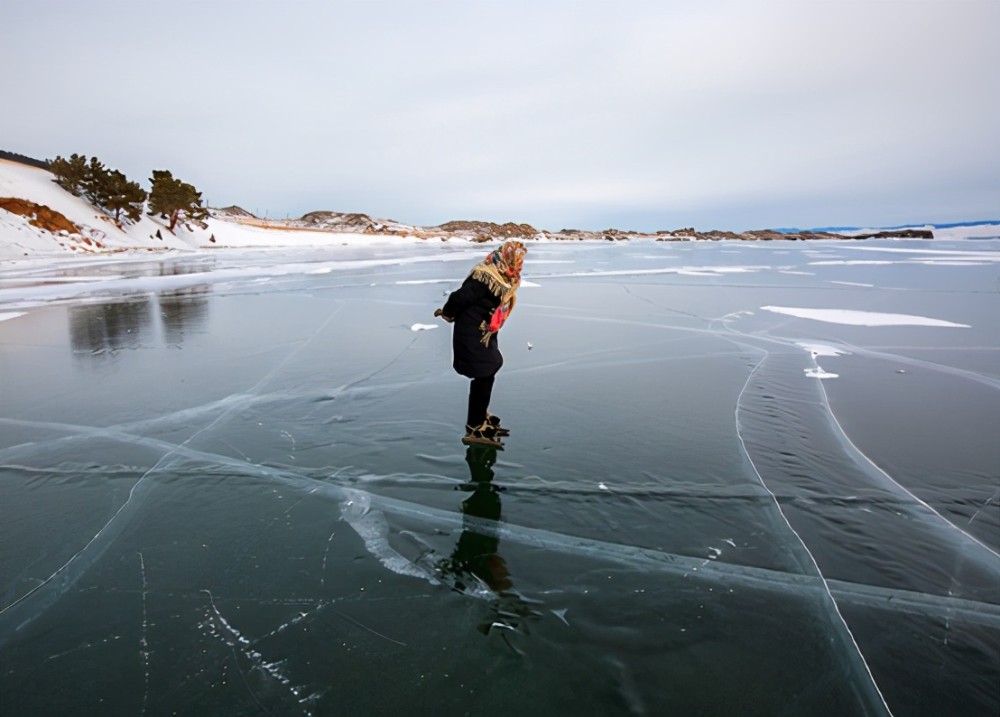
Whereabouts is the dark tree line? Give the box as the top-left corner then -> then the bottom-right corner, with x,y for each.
48,153 -> 208,231
50,154 -> 148,223
0,150 -> 49,169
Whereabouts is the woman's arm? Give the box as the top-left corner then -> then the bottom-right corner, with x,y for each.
439,276 -> 478,320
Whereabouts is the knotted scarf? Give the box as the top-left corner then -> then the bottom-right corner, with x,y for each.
469,240 -> 527,345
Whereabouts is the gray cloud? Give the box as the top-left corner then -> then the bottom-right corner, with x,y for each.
3,0 -> 998,230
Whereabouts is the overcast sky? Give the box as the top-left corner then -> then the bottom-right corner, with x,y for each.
3,0 -> 998,231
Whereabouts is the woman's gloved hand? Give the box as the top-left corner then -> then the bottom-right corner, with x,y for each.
434,308 -> 454,323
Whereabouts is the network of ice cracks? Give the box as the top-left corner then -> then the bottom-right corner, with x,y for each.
2,241 -> 999,716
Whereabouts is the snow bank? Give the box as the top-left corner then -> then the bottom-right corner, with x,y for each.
761,306 -> 970,328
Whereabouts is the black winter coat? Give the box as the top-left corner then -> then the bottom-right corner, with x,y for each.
442,276 -> 503,379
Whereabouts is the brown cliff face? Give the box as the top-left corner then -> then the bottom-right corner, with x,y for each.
0,197 -> 80,234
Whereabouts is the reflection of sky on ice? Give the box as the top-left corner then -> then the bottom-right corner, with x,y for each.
1,239 -> 998,716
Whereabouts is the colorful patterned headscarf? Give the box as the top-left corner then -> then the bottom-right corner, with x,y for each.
470,240 -> 527,345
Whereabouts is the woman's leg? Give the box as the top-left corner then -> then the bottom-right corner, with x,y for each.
466,373 -> 496,428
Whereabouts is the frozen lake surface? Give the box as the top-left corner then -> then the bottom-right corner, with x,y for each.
1,239 -> 998,716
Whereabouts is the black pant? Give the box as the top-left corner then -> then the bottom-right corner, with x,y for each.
466,373 -> 496,428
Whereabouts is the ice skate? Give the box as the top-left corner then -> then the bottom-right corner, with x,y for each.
485,412 -> 510,437
462,421 -> 504,448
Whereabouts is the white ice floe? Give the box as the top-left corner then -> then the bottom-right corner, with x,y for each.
828,281 -> 874,287
912,260 -> 989,267
410,323 -> 438,332
809,260 -> 894,266
804,367 -> 839,379
396,279 -> 454,285
796,342 -> 849,358
761,306 -> 970,328
542,265 -> 769,279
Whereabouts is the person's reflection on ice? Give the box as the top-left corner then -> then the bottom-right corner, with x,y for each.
439,444 -> 512,594
437,445 -> 544,649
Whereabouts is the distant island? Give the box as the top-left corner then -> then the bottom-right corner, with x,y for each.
211,206 -> 935,243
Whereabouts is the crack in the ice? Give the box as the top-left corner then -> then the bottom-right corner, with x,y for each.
719,317 -> 1000,569
814,373 -> 1000,566
200,589 -> 313,717
833,340 -> 1000,391
0,305 -> 345,643
138,552 -> 150,717
734,347 -> 895,716
968,489 -> 1000,526
319,530 -> 336,588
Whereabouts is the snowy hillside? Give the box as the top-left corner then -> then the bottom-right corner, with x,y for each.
0,160 -> 393,262
0,160 -> 204,258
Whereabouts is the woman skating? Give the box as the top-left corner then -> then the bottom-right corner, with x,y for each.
435,240 -> 527,447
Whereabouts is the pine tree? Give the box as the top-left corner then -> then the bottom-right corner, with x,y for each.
83,156 -> 110,207
148,170 -> 208,232
50,154 -> 89,195
103,170 -> 148,223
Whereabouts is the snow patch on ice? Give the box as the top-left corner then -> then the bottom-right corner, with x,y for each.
913,260 -> 989,267
804,367 -> 839,379
410,323 -> 438,332
761,306 -> 970,328
0,312 -> 25,322
796,342 -> 849,358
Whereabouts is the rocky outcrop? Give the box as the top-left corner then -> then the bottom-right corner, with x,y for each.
0,197 -> 80,234
433,220 -> 539,243
299,211 -> 380,231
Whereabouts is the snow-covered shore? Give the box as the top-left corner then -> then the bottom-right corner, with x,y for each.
0,159 -> 401,262
2,158 -> 998,264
